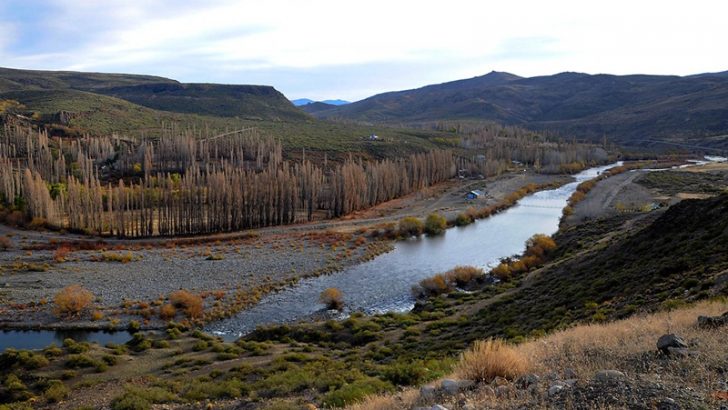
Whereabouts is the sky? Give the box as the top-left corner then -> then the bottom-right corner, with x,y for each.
1,0 -> 727,101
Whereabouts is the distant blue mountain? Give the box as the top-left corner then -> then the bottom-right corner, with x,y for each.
291,98 -> 314,106
291,98 -> 349,106
321,99 -> 350,106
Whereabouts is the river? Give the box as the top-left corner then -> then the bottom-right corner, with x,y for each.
0,163 -> 619,350
206,162 -> 622,338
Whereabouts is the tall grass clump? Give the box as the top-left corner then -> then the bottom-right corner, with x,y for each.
455,339 -> 529,382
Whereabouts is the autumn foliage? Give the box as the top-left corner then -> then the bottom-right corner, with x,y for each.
169,290 -> 203,318
53,285 -> 94,318
319,288 -> 344,311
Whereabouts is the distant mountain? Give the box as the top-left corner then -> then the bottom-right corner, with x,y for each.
321,99 -> 350,106
300,101 -> 337,114
0,67 -> 306,122
291,98 -> 315,106
292,98 -> 350,106
315,70 -> 728,150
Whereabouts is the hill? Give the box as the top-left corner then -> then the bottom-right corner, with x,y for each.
0,67 -> 305,122
300,101 -> 338,114
316,70 -> 728,151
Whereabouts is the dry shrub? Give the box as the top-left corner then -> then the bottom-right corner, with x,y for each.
491,262 -> 512,281
0,235 -> 10,250
444,265 -> 484,287
53,285 -> 94,318
91,310 -> 104,321
159,303 -> 177,320
169,290 -> 203,318
319,287 -> 344,311
53,246 -> 71,262
424,213 -> 447,235
455,339 -> 529,382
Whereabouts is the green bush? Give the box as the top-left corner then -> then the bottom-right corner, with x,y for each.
455,212 -> 473,226
424,213 -> 447,235
322,377 -> 393,407
44,380 -> 69,403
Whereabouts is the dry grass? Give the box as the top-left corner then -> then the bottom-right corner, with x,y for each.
518,299 -> 728,382
345,389 -> 418,410
347,300 -> 728,410
455,339 -> 530,382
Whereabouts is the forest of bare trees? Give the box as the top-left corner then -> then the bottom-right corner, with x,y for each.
0,121 -> 608,237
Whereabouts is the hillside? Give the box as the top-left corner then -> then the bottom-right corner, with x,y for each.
315,71 -> 728,150
0,67 -> 305,122
300,101 -> 338,114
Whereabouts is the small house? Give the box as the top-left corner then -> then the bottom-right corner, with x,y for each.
466,190 -> 484,200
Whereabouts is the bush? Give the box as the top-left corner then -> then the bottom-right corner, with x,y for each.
54,285 -> 94,318
444,265 -> 484,287
169,290 -> 203,318
398,217 -> 424,237
319,288 -> 344,311
322,377 -> 393,407
101,252 -> 134,263
159,304 -> 176,320
44,379 -> 69,403
424,213 -> 447,235
455,339 -> 529,382
415,274 -> 451,297
455,212 -> 473,226
0,235 -> 11,250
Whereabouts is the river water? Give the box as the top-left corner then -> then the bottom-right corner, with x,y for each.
207,162 -> 622,338
0,163 -> 620,350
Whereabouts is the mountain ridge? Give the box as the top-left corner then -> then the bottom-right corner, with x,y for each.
314,70 -> 728,150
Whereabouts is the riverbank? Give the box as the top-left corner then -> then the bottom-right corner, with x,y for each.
0,169 -> 573,331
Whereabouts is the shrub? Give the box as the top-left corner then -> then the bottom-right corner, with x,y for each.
416,274 -> 451,297
455,212 -> 473,226
101,251 -> 134,263
169,290 -> 204,318
398,216 -> 424,237
54,246 -> 71,262
322,377 -> 393,407
0,349 -> 50,370
91,310 -> 104,321
111,392 -> 151,410
455,339 -> 529,382
491,263 -> 512,281
66,354 -> 102,369
424,213 -> 447,235
444,265 -> 484,287
44,379 -> 69,403
319,288 -> 344,311
0,235 -> 11,250
525,234 -> 557,258
53,285 -> 94,318
159,304 -> 176,320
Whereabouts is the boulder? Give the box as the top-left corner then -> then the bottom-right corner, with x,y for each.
564,368 -> 578,379
431,405 -> 449,410
594,370 -> 626,383
440,379 -> 474,395
657,334 -> 688,353
697,312 -> 728,328
420,385 -> 437,399
548,384 -> 564,397
666,347 -> 699,358
515,373 -> 540,389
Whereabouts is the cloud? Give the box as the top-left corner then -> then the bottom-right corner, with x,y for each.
2,0 -> 728,100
